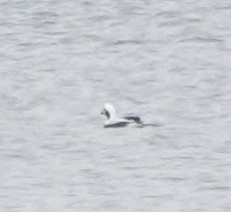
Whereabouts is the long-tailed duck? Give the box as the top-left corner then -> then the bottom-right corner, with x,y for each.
101,103 -> 143,128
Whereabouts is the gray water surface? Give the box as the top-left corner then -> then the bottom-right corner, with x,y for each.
0,0 -> 231,211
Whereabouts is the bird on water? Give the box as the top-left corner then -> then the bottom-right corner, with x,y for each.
101,103 -> 144,128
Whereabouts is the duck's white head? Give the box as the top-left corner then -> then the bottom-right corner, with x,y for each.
101,103 -> 116,121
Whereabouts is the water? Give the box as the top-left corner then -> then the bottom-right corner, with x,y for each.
0,0 -> 231,211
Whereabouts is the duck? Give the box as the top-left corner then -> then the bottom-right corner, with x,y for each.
101,103 -> 143,128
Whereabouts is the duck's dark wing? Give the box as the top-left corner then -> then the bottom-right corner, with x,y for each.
104,121 -> 130,128
123,115 -> 142,124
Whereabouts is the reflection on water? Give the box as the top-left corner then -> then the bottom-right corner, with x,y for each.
0,0 -> 231,211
